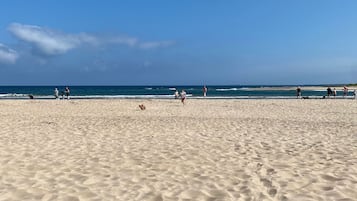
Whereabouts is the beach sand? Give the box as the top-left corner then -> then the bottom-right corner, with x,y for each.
0,99 -> 356,201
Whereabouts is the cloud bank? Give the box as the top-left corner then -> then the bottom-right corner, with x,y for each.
8,23 -> 97,55
8,23 -> 174,57
0,43 -> 18,64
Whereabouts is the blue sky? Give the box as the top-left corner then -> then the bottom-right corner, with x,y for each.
0,0 -> 356,85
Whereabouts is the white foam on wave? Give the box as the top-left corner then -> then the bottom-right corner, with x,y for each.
311,90 -> 326,92
0,94 -> 196,100
0,93 -> 28,97
72,95 -> 178,99
216,88 -> 239,91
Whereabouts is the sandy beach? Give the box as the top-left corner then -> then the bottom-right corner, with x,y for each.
0,99 -> 356,201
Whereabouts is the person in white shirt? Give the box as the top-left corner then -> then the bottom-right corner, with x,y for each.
54,88 -> 59,99
180,90 -> 186,104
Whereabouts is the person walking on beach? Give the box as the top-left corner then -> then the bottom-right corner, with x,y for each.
203,85 -> 208,97
327,87 -> 332,98
174,90 -> 179,99
65,87 -> 70,100
54,88 -> 59,99
180,90 -> 186,105
296,86 -> 301,99
333,88 -> 337,98
343,86 -> 348,97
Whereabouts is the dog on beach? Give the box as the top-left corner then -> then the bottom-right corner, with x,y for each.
139,104 -> 146,110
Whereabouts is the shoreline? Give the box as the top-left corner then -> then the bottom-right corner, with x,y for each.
1,85 -> 356,100
0,95 -> 356,100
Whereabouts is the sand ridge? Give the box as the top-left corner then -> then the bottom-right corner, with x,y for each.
0,99 -> 356,201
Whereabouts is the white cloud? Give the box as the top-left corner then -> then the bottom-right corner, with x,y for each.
8,23 -> 175,56
8,23 -> 99,55
0,43 -> 18,64
139,41 -> 175,49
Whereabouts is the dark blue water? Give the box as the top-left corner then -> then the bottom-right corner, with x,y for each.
1,85 -> 349,99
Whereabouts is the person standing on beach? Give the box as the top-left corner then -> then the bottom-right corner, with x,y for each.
353,89 -> 356,99
65,87 -> 70,100
296,86 -> 301,99
203,85 -> 208,97
54,88 -> 59,99
174,90 -> 179,99
333,88 -> 337,98
327,87 -> 332,98
343,86 -> 348,97
180,90 -> 186,105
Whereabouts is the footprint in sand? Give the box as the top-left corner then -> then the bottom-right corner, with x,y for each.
268,188 -> 277,197
266,168 -> 275,175
260,178 -> 278,197
320,186 -> 334,191
260,178 -> 272,188
321,174 -> 344,182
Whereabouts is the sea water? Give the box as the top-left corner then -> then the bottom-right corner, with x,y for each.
0,85 -> 352,99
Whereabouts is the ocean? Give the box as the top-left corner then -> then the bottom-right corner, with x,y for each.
0,85 -> 353,99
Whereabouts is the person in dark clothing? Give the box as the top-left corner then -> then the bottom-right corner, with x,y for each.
65,87 -> 70,100
296,86 -> 302,98
327,87 -> 332,98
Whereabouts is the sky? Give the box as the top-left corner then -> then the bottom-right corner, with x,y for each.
0,0 -> 356,85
